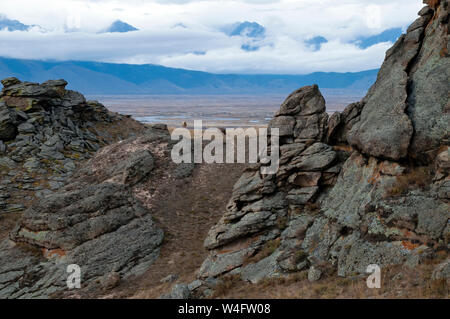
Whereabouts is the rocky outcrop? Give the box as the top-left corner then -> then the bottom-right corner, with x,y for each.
0,78 -> 169,298
0,127 -> 172,298
198,86 -> 343,283
196,1 -> 449,291
348,0 -> 449,162
0,77 -> 144,215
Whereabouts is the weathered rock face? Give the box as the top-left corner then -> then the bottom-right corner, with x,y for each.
0,77 -> 165,298
0,127 -> 171,298
0,77 -> 145,216
271,85 -> 328,144
407,0 -> 450,162
197,1 -> 449,290
199,85 -> 342,282
348,0 -> 449,162
0,78 -> 118,161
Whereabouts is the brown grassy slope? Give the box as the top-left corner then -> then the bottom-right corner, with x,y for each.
100,160 -> 247,299
211,253 -> 449,299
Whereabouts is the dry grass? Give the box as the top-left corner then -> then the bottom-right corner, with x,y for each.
385,166 -> 432,197
245,238 -> 281,265
107,161 -> 247,299
211,260 -> 449,299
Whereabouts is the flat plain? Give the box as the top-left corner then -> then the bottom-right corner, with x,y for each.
90,92 -> 364,128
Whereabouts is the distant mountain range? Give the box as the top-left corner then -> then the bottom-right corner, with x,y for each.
0,14 -> 32,31
101,20 -> 139,33
0,14 -> 138,34
0,57 -> 378,95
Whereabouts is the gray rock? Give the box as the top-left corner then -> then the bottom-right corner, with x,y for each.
197,2 -> 450,287
0,131 -> 167,298
290,143 -> 336,171
418,6 -> 433,16
204,210 -> 276,250
48,181 -> 64,190
241,251 -> 281,284
269,116 -> 296,137
0,141 -> 6,154
321,152 -> 396,229
230,170 -> 265,202
327,102 -> 364,145
432,259 -> 450,281
276,85 -> 326,116
407,8 -> 450,163
378,194 -> 449,239
148,123 -> 168,130
347,26 -> 424,160
301,217 -> 339,263
281,214 -> 315,240
3,203 -> 25,213
17,122 -> 35,134
308,266 -> 322,282
1,77 -> 21,87
162,284 -> 191,299
188,280 -> 203,291
23,157 -> 41,172
287,187 -> 319,205
161,274 -> 179,284
63,160 -> 76,172
288,172 -> 321,187
279,143 -> 306,164
0,106 -> 18,141
0,157 -> 17,169
336,240 -> 408,277
199,247 -> 254,279
122,149 -> 154,185
294,113 -> 328,141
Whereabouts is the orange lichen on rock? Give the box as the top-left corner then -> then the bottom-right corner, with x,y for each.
401,241 -> 420,251
43,248 -> 67,259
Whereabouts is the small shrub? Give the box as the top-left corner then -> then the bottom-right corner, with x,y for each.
212,274 -> 241,298
277,216 -> 288,230
385,166 -> 432,197
246,238 -> 281,264
428,279 -> 448,297
294,250 -> 308,264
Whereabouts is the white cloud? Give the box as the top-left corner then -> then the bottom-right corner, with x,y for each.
0,0 -> 424,74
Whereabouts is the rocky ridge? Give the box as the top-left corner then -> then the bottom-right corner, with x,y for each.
0,78 -> 171,298
0,77 -> 145,215
188,0 -> 449,297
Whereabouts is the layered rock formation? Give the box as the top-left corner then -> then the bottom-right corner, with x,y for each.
195,0 -> 449,290
0,77 -> 145,214
0,79 -> 170,298
0,126 -> 176,298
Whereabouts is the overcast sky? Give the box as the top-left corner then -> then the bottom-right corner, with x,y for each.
0,0 -> 424,74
